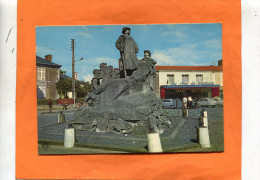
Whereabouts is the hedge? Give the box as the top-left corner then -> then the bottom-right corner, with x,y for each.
37,98 -> 86,105
37,99 -> 57,105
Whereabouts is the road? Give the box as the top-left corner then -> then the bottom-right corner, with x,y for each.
37,107 -> 224,154
37,111 -> 75,127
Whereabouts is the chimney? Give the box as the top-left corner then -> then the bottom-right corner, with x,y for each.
45,54 -> 52,62
218,59 -> 223,66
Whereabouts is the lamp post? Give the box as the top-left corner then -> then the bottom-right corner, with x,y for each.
71,39 -> 83,108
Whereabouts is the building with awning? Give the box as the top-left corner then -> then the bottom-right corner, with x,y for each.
160,84 -> 220,99
154,62 -> 223,99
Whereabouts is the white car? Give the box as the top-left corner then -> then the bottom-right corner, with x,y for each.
197,97 -> 217,107
212,97 -> 223,106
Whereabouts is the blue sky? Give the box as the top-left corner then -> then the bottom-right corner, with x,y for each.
36,23 -> 222,82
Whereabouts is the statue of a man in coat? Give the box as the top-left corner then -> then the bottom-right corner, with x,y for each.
115,27 -> 139,77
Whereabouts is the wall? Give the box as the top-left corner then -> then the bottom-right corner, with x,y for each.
36,66 -> 60,99
157,70 -> 223,87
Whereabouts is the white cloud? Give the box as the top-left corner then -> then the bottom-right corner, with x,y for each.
101,26 -> 115,33
161,31 -> 188,38
73,31 -> 93,38
95,57 -> 115,63
76,57 -> 118,81
80,26 -> 89,31
153,50 -> 176,65
203,39 -> 222,50
83,74 -> 93,83
152,46 -> 219,66
36,46 -> 54,55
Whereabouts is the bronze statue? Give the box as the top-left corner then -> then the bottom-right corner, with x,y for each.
115,27 -> 139,77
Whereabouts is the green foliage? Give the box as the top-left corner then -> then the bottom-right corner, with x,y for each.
56,79 -> 92,98
60,70 -> 67,75
56,78 -> 72,98
75,81 -> 92,98
76,98 -> 85,103
37,99 -> 57,105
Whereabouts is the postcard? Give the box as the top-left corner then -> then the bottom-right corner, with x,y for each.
16,0 -> 241,179
36,24 -> 224,154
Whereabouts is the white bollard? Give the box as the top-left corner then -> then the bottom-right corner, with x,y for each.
202,117 -> 208,127
64,128 -> 75,148
198,127 -> 211,148
147,132 -> 163,153
203,110 -> 208,118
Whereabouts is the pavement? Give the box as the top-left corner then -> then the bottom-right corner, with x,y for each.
37,107 -> 224,154
38,108 -> 78,115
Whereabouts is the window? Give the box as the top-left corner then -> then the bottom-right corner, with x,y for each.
182,74 -> 189,83
196,74 -> 203,83
57,69 -> 60,81
167,74 -> 174,84
38,68 -> 45,80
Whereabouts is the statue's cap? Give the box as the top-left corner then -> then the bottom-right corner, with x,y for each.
144,50 -> 151,56
122,27 -> 131,34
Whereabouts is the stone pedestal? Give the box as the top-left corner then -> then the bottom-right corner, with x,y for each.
182,108 -> 188,117
147,132 -> 163,153
58,112 -> 65,123
198,127 -> 211,148
64,128 -> 75,148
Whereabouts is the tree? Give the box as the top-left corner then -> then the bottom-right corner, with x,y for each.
60,70 -> 67,75
75,81 -> 92,98
56,78 -> 72,98
56,79 -> 92,99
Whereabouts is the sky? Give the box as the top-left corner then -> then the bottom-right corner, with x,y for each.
36,23 -> 222,82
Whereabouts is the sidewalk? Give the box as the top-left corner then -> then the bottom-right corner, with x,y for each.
37,105 -> 78,114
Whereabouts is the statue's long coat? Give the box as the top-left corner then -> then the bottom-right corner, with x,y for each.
115,35 -> 139,70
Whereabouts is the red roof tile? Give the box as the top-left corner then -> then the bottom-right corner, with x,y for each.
155,66 -> 223,71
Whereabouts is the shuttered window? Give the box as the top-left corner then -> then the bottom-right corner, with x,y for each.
167,74 -> 174,84
38,68 -> 45,80
182,74 -> 189,83
196,74 -> 203,83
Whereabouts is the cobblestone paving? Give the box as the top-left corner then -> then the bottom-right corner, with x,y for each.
38,107 -> 224,154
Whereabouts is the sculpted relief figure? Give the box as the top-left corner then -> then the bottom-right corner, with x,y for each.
91,69 -> 101,91
115,27 -> 139,77
100,62 -> 108,84
107,65 -> 114,77
111,68 -> 120,79
140,50 -> 157,91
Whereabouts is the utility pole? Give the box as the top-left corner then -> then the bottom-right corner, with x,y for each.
71,39 -> 76,107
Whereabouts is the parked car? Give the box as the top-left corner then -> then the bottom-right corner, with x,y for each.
212,97 -> 223,106
162,99 -> 175,109
197,97 -> 217,107
162,99 -> 183,109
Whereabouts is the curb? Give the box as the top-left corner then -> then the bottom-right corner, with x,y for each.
39,109 -> 77,114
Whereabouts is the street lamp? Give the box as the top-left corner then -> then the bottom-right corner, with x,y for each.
75,57 -> 83,62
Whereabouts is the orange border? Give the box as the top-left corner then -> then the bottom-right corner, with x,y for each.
17,0 -> 241,179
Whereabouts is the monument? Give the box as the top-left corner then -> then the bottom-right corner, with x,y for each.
72,27 -> 171,135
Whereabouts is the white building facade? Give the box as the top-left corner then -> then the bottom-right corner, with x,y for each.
154,65 -> 223,99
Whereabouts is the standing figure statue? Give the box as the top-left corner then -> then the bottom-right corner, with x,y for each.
140,50 -> 157,91
115,27 -> 139,77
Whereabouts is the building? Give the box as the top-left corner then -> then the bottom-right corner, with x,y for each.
36,55 -> 61,99
154,65 -> 223,99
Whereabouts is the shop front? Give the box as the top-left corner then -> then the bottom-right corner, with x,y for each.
160,85 -> 220,99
